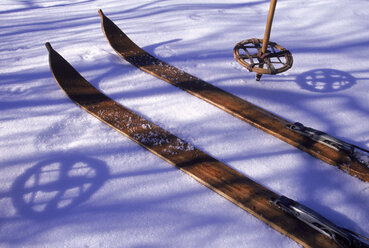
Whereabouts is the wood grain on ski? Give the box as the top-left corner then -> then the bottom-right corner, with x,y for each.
98,10 -> 369,182
46,42 -> 340,248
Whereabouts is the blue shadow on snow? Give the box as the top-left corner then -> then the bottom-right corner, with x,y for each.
10,153 -> 109,219
296,68 -> 356,93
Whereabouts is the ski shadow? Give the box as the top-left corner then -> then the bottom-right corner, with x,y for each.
10,153 -> 109,220
295,68 -> 357,93
143,38 -> 182,58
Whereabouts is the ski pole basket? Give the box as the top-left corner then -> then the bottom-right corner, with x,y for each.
234,0 -> 293,80
233,38 -> 293,78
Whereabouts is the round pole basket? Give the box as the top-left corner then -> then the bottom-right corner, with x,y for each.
233,38 -> 293,80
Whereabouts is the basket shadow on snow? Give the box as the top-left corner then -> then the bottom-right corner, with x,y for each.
296,69 -> 356,93
11,154 -> 109,220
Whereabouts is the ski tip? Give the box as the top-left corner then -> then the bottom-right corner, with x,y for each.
98,9 -> 105,18
45,42 -> 53,52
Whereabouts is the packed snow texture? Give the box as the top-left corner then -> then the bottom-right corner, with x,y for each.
1,0 -> 369,247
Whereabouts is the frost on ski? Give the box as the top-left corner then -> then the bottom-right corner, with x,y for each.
93,103 -> 195,156
130,120 -> 196,156
168,138 -> 195,153
132,129 -> 168,146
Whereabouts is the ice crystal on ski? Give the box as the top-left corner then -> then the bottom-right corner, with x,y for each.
132,130 -> 167,146
141,123 -> 152,130
169,138 -> 195,152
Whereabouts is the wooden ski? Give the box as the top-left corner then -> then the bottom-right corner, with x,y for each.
98,9 -> 369,182
46,42 -> 347,248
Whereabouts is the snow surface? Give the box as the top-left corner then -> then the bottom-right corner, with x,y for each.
1,0 -> 369,247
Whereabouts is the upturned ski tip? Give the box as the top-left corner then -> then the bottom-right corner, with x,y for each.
45,42 -> 53,52
98,9 -> 105,18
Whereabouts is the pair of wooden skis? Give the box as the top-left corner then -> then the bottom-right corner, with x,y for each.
46,9 -> 369,248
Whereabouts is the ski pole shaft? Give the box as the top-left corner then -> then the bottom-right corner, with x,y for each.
262,0 -> 277,54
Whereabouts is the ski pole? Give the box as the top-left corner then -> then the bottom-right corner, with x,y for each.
255,0 -> 278,80
262,0 -> 277,54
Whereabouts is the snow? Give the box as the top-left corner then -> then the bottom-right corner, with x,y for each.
1,0 -> 369,247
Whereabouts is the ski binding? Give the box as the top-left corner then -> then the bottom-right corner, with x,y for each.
287,122 -> 369,168
272,196 -> 369,247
